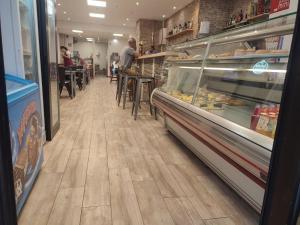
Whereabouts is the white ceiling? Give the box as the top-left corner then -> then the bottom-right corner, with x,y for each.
57,0 -> 194,41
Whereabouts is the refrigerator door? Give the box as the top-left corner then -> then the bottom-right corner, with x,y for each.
47,0 -> 60,135
18,0 -> 39,82
17,0 -> 46,142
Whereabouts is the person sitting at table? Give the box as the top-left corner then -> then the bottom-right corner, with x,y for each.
60,46 -> 73,67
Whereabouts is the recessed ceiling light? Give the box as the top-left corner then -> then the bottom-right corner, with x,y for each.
67,17 -> 71,21
87,0 -> 107,7
89,13 -> 105,18
162,14 -> 166,18
173,6 -> 177,10
136,2 -> 139,6
123,23 -> 126,26
57,3 -> 61,6
113,39 -> 118,43
113,33 -> 123,37
72,30 -> 83,33
64,11 -> 67,14
126,18 -> 129,21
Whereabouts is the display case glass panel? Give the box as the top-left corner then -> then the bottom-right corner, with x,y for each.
160,41 -> 208,103
194,16 -> 295,140
160,64 -> 202,103
159,14 -> 295,141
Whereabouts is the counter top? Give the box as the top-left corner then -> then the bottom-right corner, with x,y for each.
137,52 -> 177,60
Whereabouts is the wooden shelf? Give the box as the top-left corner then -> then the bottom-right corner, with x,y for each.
166,29 -> 194,39
224,13 -> 269,30
137,52 -> 177,60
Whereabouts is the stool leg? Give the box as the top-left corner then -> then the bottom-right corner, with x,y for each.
134,79 -> 141,120
123,76 -> 128,109
148,82 -> 153,115
115,75 -> 119,100
132,79 -> 137,115
117,76 -> 123,106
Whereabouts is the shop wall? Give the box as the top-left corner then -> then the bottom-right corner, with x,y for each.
136,19 -> 163,52
59,33 -> 73,53
165,0 -> 200,45
199,0 -> 232,34
73,41 -> 108,70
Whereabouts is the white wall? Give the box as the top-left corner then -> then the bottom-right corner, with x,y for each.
73,41 -> 108,69
59,33 -> 74,53
107,38 -> 128,76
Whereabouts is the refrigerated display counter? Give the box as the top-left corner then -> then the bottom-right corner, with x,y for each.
151,14 -> 296,212
6,74 -> 44,214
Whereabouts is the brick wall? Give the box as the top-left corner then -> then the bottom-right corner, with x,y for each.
136,19 -> 163,52
199,0 -> 231,34
165,0 -> 200,45
136,0 -> 252,46
229,0 -> 252,18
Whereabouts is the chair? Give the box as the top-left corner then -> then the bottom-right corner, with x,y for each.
110,67 -> 118,83
58,66 -> 73,98
75,66 -> 85,90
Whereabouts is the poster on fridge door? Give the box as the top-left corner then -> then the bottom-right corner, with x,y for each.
271,0 -> 291,13
8,86 -> 44,215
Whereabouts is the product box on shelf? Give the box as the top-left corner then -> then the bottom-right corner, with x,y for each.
6,74 -> 44,214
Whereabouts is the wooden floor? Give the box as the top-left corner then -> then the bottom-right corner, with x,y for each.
18,77 -> 259,225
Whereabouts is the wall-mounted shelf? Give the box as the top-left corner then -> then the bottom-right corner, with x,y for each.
166,29 -> 194,40
224,13 -> 269,30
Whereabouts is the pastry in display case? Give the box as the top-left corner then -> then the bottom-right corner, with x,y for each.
151,13 -> 296,212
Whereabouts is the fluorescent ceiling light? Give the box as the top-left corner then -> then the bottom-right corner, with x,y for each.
86,38 -> 94,42
113,33 -> 123,37
72,30 -> 83,33
89,13 -> 105,18
87,0 -> 107,7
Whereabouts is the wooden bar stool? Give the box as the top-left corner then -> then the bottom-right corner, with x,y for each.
132,76 -> 156,120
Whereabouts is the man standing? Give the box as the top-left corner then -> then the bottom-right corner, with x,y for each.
120,37 -> 139,71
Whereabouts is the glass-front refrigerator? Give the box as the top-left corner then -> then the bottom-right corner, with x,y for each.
37,0 -> 60,140
0,0 -> 45,215
16,0 -> 46,141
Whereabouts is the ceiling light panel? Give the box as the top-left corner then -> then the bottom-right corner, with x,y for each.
87,0 -> 107,7
113,33 -> 123,37
72,30 -> 83,33
89,13 -> 105,18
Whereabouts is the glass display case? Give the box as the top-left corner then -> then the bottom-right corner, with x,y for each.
152,13 -> 296,212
